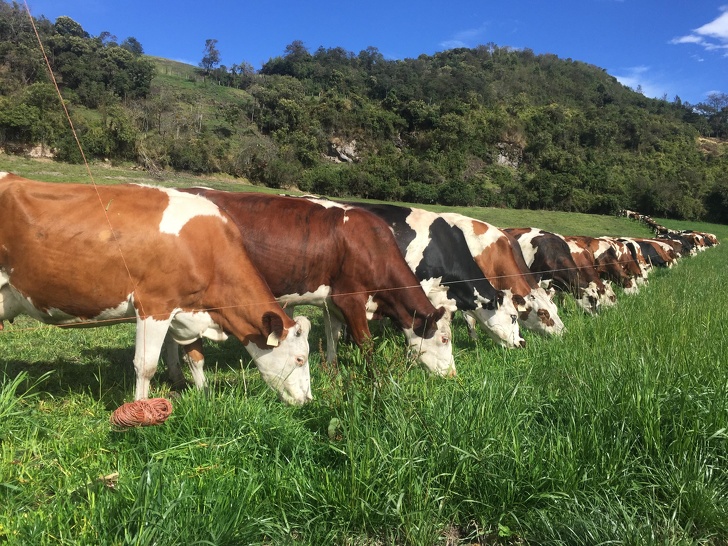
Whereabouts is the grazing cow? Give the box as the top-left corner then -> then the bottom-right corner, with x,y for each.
659,234 -> 693,257
617,237 -> 653,279
562,236 -> 617,306
660,230 -> 719,255
174,190 -> 454,375
505,228 -> 612,313
602,237 -> 647,289
0,173 -> 312,404
620,237 -> 676,269
343,203 -> 529,346
564,235 -> 636,296
693,231 -> 719,247
436,212 -> 565,336
650,238 -> 680,263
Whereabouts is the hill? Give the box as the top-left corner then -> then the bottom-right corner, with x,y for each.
1,2 -> 728,222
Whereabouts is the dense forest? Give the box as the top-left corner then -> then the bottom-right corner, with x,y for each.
1,1 -> 728,222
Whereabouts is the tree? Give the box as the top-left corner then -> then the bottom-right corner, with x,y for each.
97,31 -> 117,46
54,15 -> 87,38
121,37 -> 144,56
199,39 -> 220,74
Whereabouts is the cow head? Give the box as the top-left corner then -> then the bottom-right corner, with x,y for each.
576,281 -> 601,314
518,288 -> 565,336
405,306 -> 456,377
469,289 -> 526,348
245,312 -> 313,405
599,281 -> 617,308
622,278 -> 640,295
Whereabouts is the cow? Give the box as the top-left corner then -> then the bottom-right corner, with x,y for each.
562,236 -> 617,306
616,237 -> 653,279
172,189 -> 455,375
505,228 -> 612,313
650,238 -> 680,263
0,173 -> 313,404
658,234 -> 694,257
564,235 -> 637,295
659,230 -> 719,255
435,211 -> 565,336
341,203 -> 529,347
601,237 -> 648,289
693,231 -> 719,247
619,237 -> 676,269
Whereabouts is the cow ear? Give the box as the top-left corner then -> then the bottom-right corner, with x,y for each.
540,280 -> 555,297
415,307 -> 446,338
262,311 -> 284,347
431,306 -> 446,324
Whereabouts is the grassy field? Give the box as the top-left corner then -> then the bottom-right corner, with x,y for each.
1,156 -> 727,545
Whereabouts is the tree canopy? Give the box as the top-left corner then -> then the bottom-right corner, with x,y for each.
1,1 -> 728,222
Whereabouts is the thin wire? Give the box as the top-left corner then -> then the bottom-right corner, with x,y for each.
1,254 -> 665,334
7,4 -> 690,337
22,0 -> 146,319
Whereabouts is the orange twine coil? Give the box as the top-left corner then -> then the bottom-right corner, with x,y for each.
110,398 -> 173,429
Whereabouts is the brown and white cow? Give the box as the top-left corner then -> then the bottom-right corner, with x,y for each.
659,235 -> 691,257
437,212 -> 565,336
619,237 -> 676,270
695,231 -> 719,246
174,189 -> 454,376
602,237 -> 647,290
564,235 -> 635,296
505,228 -> 612,313
341,203 -> 528,347
0,173 -> 312,404
617,237 -> 653,279
562,236 -> 617,307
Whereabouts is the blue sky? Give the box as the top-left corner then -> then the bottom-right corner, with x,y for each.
25,0 -> 728,106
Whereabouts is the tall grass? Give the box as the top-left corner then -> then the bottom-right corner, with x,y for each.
2,243 -> 726,544
0,161 -> 727,544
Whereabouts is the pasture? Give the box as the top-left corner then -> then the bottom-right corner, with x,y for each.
1,157 -> 727,545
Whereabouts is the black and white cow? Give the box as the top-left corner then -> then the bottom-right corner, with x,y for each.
345,202 -> 527,348
506,228 -> 614,313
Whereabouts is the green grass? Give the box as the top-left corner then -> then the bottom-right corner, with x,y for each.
1,158 -> 727,544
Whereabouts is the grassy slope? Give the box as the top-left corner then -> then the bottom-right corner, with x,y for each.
0,158 -> 727,545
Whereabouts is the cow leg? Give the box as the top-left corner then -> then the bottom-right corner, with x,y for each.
320,301 -> 348,363
133,316 -> 172,400
161,336 -> 205,392
462,312 -> 479,340
322,312 -> 345,363
163,335 -> 187,390
333,297 -> 377,378
182,339 -> 207,390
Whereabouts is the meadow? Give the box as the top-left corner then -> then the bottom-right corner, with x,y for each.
1,156 -> 727,545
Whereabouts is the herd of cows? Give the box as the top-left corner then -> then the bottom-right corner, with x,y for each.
0,172 -> 720,409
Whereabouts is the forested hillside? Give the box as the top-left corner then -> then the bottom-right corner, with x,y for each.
2,1 -> 728,222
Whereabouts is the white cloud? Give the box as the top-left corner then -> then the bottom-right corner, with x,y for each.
672,35 -> 704,45
694,8 -> 728,40
439,23 -> 490,50
613,65 -> 670,99
671,6 -> 728,53
440,40 -> 468,50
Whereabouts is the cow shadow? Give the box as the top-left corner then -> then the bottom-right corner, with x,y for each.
1,336 -> 263,410
2,348 -> 135,409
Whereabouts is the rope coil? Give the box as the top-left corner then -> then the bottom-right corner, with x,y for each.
110,398 -> 173,429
